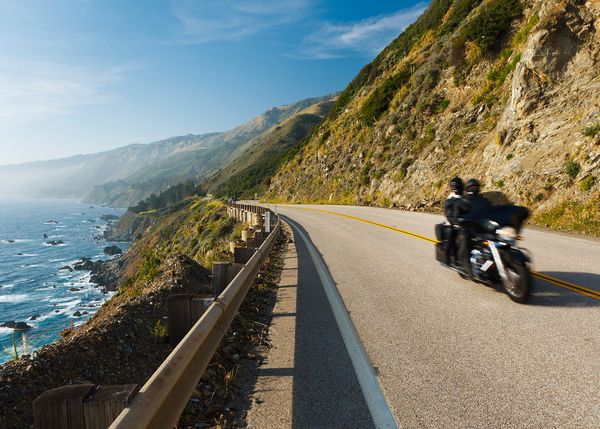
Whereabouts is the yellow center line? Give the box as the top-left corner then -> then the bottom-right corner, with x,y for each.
281,205 -> 600,301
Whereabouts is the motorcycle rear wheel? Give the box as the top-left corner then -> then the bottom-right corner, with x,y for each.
503,262 -> 531,303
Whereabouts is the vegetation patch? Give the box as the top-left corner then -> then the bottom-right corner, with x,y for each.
459,0 -> 523,51
564,160 -> 581,179
533,198 -> 600,236
360,66 -> 412,125
580,175 -> 596,192
582,121 -> 600,139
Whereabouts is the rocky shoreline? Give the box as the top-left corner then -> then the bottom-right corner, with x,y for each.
0,254 -> 212,428
0,213 -> 287,428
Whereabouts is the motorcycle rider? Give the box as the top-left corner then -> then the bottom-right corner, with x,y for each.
457,179 -> 492,277
444,177 -> 468,266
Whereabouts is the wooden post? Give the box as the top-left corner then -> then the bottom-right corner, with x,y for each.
33,384 -> 95,429
191,296 -> 213,320
211,262 -> 230,295
168,294 -> 215,346
229,240 -> 242,254
83,385 -> 137,429
227,263 -> 243,283
167,294 -> 195,347
265,211 -> 271,233
241,228 -> 253,242
251,212 -> 262,228
234,247 -> 257,264
246,238 -> 265,248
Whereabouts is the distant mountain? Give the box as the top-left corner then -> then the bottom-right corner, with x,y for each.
0,95 -> 334,206
203,98 -> 335,199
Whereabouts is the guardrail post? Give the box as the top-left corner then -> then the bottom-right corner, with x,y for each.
233,247 -> 257,264
227,263 -> 243,283
33,384 -> 95,429
211,262 -> 230,295
168,295 -> 213,347
265,211 -> 271,233
83,385 -> 137,429
241,228 -> 254,242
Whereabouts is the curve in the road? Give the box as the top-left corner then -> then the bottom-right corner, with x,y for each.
282,206 -> 600,301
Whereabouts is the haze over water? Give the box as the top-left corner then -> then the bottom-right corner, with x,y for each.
0,198 -> 126,364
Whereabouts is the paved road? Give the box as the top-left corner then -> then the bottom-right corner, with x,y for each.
255,203 -> 600,428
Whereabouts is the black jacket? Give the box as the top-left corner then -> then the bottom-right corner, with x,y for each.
445,194 -> 469,225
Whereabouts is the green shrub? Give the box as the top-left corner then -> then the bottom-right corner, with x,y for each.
360,66 -> 412,125
582,122 -> 600,138
487,51 -> 521,87
512,13 -> 539,46
564,160 -> 581,179
460,0 -> 523,51
440,0 -> 484,35
152,320 -> 168,339
506,152 -> 514,160
580,175 -> 596,191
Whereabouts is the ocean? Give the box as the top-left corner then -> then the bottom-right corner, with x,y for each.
0,198 -> 127,364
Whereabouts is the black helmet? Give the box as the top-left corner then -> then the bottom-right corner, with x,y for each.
449,177 -> 464,195
465,178 -> 480,195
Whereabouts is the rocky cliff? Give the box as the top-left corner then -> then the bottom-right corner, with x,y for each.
268,0 -> 600,234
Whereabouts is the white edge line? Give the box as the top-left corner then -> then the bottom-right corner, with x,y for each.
285,217 -> 399,429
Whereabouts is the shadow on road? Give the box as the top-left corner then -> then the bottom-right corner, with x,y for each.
529,271 -> 600,307
288,221 -> 375,429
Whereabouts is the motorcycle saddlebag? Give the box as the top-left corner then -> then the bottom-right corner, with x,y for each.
435,223 -> 447,241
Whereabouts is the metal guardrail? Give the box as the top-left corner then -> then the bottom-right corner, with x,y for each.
107,203 -> 279,429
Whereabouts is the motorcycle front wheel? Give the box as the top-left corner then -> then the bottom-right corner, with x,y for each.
503,261 -> 531,303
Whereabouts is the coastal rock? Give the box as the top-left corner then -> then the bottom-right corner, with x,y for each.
69,288 -> 81,292
46,240 -> 64,246
60,266 -> 73,272
46,220 -> 59,224
73,258 -> 95,271
1,321 -> 32,331
7,239 -> 15,243
100,214 -> 119,221
29,315 -> 40,321
73,311 -> 82,317
103,245 -> 122,255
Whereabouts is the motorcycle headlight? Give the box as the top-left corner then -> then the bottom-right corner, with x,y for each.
496,226 -> 517,242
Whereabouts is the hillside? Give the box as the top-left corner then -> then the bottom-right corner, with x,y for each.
267,0 -> 600,234
203,98 -> 336,199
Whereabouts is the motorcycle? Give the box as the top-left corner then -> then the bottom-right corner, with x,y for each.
435,201 -> 533,303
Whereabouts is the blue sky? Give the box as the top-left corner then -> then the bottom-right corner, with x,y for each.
0,0 -> 427,165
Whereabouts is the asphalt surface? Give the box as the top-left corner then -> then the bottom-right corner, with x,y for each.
251,203 -> 600,429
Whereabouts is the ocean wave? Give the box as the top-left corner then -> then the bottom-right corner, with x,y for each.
49,258 -> 67,263
0,327 -> 15,335
0,294 -> 29,303
0,284 -> 15,288
16,253 -> 38,257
